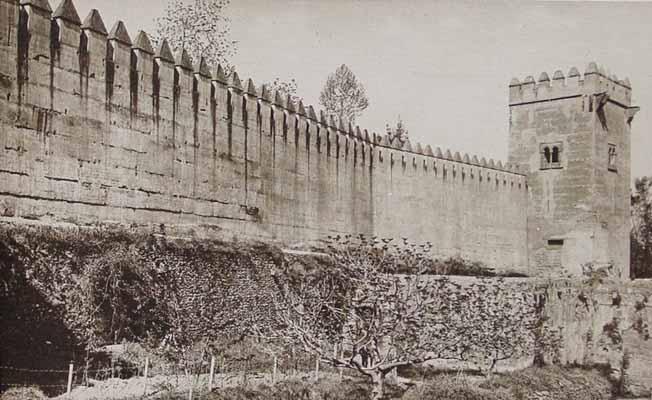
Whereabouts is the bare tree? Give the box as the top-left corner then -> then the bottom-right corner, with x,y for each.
267,235 -> 540,400
319,65 -> 369,125
386,115 -> 409,146
266,78 -> 302,104
155,0 -> 237,70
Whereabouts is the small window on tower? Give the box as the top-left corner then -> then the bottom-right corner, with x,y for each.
540,142 -> 563,170
548,239 -> 564,247
608,144 -> 617,172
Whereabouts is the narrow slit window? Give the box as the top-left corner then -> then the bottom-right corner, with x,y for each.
608,144 -> 617,172
548,239 -> 564,247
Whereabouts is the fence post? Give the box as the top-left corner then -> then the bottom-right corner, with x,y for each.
208,355 -> 215,392
143,357 -> 149,379
66,362 -> 74,395
314,357 -> 320,381
272,355 -> 278,384
339,348 -> 344,381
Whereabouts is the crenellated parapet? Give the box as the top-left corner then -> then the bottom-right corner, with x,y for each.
4,0 -> 522,181
509,62 -> 632,107
0,0 -> 529,272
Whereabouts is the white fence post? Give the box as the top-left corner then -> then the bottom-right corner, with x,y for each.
315,357 -> 320,381
272,355 -> 278,384
143,357 -> 149,378
66,362 -> 74,395
208,355 -> 216,392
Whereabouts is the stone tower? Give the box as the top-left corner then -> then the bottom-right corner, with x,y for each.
508,63 -> 639,279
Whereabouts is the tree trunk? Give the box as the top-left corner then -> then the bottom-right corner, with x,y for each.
371,371 -> 384,400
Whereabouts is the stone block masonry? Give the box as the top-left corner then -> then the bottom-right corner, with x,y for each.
0,0 -> 529,274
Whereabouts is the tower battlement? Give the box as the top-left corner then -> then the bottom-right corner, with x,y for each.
509,62 -> 632,107
508,62 -> 637,279
1,0 -> 637,278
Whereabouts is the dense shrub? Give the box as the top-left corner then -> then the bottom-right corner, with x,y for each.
0,224 -> 284,391
0,387 -> 46,400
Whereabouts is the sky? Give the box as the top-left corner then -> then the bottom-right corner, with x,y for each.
73,0 -> 651,180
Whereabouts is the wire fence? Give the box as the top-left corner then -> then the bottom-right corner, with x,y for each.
0,352 -> 352,399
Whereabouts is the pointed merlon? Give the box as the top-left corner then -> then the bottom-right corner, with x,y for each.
552,70 -> 564,80
402,140 -> 412,152
297,100 -> 306,116
380,135 -> 390,147
444,149 -> 453,160
175,48 -> 193,71
624,78 -> 632,88
415,142 -> 423,155
20,0 -> 52,12
355,126 -> 363,140
585,62 -> 598,74
453,151 -> 462,162
285,95 -> 296,112
108,21 -> 132,46
329,115 -> 338,129
273,91 -> 285,107
364,129 -> 371,143
471,155 -> 479,165
53,0 -> 81,25
489,159 -> 496,168
424,145 -> 434,157
319,110 -> 328,125
509,77 -> 520,86
568,66 -> 580,77
598,65 -> 606,76
538,72 -> 550,83
497,160 -> 503,169
260,84 -> 272,101
245,78 -> 257,96
308,105 -> 318,121
81,9 -> 107,35
337,116 -> 346,132
523,76 -> 535,85
133,31 -> 154,55
228,70 -> 242,90
193,57 -> 211,78
392,139 -> 402,150
480,157 -> 487,167
212,64 -> 227,83
155,39 -> 174,63
463,153 -> 470,163
435,147 -> 443,158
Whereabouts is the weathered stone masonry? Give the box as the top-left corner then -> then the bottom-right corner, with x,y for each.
0,0 -> 640,278
0,0 -> 528,273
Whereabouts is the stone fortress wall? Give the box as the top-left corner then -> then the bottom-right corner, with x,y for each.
0,0 -> 528,273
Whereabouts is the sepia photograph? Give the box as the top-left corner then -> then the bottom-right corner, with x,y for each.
1,0 -> 652,399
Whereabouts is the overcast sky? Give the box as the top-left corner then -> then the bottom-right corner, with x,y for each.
73,0 -> 651,180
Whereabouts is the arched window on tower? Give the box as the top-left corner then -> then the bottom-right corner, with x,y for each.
540,142 -> 563,170
551,146 -> 560,166
541,146 -> 550,168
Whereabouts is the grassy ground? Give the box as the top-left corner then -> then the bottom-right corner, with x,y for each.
1,365 -> 615,400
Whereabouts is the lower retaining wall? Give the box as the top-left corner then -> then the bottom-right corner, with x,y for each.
1,222 -> 649,395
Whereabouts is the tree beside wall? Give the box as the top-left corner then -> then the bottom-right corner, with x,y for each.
631,176 -> 652,279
